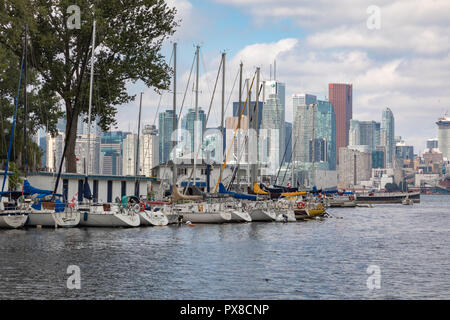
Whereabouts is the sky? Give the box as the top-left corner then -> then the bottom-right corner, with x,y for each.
115,0 -> 450,154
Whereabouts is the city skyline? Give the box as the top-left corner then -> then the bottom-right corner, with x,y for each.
110,0 -> 449,155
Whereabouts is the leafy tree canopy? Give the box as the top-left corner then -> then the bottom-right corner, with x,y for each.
0,0 -> 178,172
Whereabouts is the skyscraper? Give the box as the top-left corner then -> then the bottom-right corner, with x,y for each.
122,133 -> 137,175
181,108 -> 206,154
140,125 -> 159,177
284,122 -> 292,163
328,83 -> 352,163
436,115 -> 450,159
261,93 -> 285,173
316,100 -> 337,170
381,108 -> 395,167
158,110 -> 177,164
100,131 -> 130,176
292,95 -> 336,170
232,101 -> 263,131
349,120 -> 380,151
263,80 -> 286,111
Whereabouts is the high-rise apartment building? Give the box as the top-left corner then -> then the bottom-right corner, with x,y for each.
181,108 -> 206,154
122,133 -> 137,176
284,122 -> 292,163
381,108 -> 395,167
261,93 -> 285,173
328,83 -> 352,163
437,115 -> 450,159
140,125 -> 159,177
292,95 -> 336,170
74,134 -> 101,175
349,120 -> 380,151
158,110 -> 177,164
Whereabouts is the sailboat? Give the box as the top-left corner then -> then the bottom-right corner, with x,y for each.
76,20 -> 139,228
22,180 -> 80,227
1,28 -> 31,229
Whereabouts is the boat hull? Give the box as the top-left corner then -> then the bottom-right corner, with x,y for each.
249,209 -> 276,222
26,210 -> 80,228
356,192 -> 420,204
138,211 -> 169,226
182,212 -> 232,224
230,210 -> 252,222
79,211 -> 140,227
0,213 -> 28,229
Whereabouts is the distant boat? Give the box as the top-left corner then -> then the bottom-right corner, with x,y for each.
356,191 -> 420,204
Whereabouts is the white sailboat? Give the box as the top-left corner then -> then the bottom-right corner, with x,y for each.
76,21 -> 139,228
24,194 -> 80,227
0,195 -> 28,229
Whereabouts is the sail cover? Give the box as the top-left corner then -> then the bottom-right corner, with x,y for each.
83,177 -> 92,200
218,183 -> 257,201
23,179 -> 53,195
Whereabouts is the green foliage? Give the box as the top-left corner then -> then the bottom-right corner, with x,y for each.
8,162 -> 22,190
0,0 -> 178,172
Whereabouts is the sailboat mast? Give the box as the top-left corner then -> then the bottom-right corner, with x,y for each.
23,23 -> 28,173
172,42 -> 177,186
237,62 -> 243,187
135,92 -> 143,196
250,67 -> 260,183
221,52 -> 225,148
193,45 -> 199,186
86,20 -> 96,177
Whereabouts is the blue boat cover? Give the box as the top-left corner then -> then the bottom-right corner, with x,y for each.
218,183 -> 257,201
23,180 -> 53,195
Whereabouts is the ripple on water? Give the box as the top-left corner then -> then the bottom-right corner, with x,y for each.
0,195 -> 449,299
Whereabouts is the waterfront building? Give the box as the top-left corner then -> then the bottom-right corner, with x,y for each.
437,115 -> 450,159
381,107 -> 395,168
328,83 -> 352,163
158,110 -> 177,164
338,147 -> 372,189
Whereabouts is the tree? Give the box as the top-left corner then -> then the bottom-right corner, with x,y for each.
0,0 -> 178,172
8,162 -> 23,190
0,42 -> 60,170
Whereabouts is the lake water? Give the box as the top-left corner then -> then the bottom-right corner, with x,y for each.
0,195 -> 449,299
